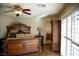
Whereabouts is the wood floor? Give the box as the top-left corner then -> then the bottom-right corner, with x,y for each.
0,44 -> 60,56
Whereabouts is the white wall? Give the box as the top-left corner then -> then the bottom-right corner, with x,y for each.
15,17 -> 51,44
0,15 -> 51,44
15,17 -> 44,36
0,15 -> 45,38
0,15 -> 15,38
43,19 -> 51,44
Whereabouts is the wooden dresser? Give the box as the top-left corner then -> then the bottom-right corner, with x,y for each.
4,38 -> 40,55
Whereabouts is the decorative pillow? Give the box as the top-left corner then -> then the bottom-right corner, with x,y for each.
8,30 -> 18,38
9,32 -> 16,38
24,34 -> 34,39
10,30 -> 18,33
16,34 -> 34,39
16,34 -> 25,38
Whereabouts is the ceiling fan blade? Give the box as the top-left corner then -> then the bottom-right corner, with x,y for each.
23,9 -> 31,11
23,11 -> 31,15
4,6 -> 14,9
3,10 -> 14,13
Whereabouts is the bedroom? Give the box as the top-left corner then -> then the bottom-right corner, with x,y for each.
0,3 -> 79,56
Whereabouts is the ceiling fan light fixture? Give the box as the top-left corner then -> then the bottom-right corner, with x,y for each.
16,14 -> 19,16
15,10 -> 22,14
3,5 -> 31,16
15,10 -> 22,16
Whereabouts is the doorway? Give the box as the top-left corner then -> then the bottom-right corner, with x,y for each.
51,20 -> 61,53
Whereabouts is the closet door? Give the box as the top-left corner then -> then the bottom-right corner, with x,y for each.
52,20 -> 61,51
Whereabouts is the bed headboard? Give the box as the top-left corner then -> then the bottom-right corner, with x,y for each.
6,23 -> 31,37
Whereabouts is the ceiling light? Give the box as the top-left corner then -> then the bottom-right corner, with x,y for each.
15,10 -> 22,16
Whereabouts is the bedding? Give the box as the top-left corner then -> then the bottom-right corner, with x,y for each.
16,34 -> 34,39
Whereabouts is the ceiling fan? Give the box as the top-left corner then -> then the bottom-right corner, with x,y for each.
3,5 -> 31,16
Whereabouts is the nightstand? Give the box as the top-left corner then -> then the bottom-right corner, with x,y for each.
0,38 -> 5,53
35,35 -> 44,45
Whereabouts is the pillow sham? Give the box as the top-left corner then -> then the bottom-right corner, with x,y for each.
24,34 -> 33,38
16,34 -> 25,38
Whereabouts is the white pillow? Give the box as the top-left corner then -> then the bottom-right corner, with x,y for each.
24,34 -> 33,38
16,34 -> 25,38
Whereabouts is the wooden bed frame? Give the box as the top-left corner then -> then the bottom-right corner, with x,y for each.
6,23 -> 31,37
4,23 -> 41,55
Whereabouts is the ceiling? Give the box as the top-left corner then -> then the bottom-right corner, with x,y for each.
0,3 -> 65,19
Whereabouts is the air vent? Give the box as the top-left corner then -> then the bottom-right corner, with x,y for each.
37,4 -> 46,7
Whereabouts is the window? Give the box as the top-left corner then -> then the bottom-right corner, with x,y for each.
67,15 -> 71,39
61,7 -> 79,56
61,18 -> 66,56
74,10 -> 79,44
